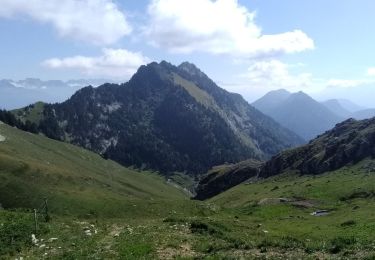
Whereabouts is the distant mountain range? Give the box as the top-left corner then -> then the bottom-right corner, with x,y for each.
0,78 -> 110,110
253,89 -> 375,140
321,99 -> 353,118
13,61 -> 303,175
252,89 -> 342,140
351,108 -> 375,120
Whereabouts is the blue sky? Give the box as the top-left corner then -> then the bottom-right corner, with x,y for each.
1,0 -> 375,105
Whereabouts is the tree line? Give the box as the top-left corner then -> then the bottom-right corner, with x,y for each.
0,109 -> 39,133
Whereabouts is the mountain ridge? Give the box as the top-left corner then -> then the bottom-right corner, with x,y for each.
321,99 -> 352,118
14,61 -> 303,175
195,117 -> 375,199
261,117 -> 375,177
253,89 -> 344,140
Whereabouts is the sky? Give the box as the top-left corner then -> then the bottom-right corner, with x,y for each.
1,0 -> 375,106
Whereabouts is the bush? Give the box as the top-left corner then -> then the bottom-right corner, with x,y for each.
279,236 -> 305,249
189,220 -> 225,236
271,186 -> 279,191
340,220 -> 356,227
0,210 -> 37,256
162,217 -> 187,224
329,236 -> 356,254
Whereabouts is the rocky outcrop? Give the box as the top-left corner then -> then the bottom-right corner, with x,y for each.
261,118 -> 375,177
194,159 -> 263,200
195,117 -> 375,200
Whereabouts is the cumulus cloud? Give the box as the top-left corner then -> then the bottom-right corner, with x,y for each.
326,68 -> 375,88
0,0 -> 131,45
367,67 -> 375,76
223,64 -> 375,102
42,48 -> 150,79
219,59 -> 315,101
242,60 -> 312,89
145,0 -> 314,57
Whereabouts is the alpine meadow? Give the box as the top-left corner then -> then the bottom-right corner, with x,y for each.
0,0 -> 374,259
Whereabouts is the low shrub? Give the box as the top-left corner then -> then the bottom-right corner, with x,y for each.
329,236 -> 356,254
340,220 -> 356,227
0,210 -> 46,256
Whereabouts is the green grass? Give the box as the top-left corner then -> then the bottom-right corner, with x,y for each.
172,72 -> 217,110
0,210 -> 47,257
171,72 -> 260,151
12,101 -> 45,124
167,172 -> 196,195
0,122 -> 374,259
0,122 -> 191,218
207,162 -> 375,256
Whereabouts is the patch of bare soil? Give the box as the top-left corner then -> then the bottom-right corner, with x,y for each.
157,243 -> 198,259
100,224 -> 125,254
230,248 -> 374,259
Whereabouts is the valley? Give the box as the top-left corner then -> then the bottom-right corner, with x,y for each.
1,116 -> 374,259
1,1 -> 375,259
0,63 -> 374,260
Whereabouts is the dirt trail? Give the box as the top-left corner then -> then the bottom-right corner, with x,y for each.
98,224 -> 125,256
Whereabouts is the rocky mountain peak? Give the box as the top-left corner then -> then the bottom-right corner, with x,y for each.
15,61 -> 303,175
253,89 -> 343,140
178,62 -> 206,78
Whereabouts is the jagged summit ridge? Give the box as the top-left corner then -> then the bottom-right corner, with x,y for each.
15,61 -> 303,175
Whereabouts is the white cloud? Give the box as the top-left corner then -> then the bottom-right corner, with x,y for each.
0,0 -> 131,45
42,48 -> 150,79
218,59 -> 315,102
222,65 -> 375,103
367,67 -> 375,76
325,68 -> 375,88
242,59 -> 312,89
326,79 -> 374,88
145,0 -> 314,57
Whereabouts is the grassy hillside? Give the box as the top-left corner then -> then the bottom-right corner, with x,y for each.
12,101 -> 45,124
1,121 -> 374,259
208,161 -> 375,257
0,121 -> 189,218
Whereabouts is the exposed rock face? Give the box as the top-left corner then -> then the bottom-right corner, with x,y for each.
194,159 -> 263,200
261,118 -> 375,177
16,61 -> 303,175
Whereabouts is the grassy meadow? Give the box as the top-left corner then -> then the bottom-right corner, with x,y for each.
0,122 -> 374,259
